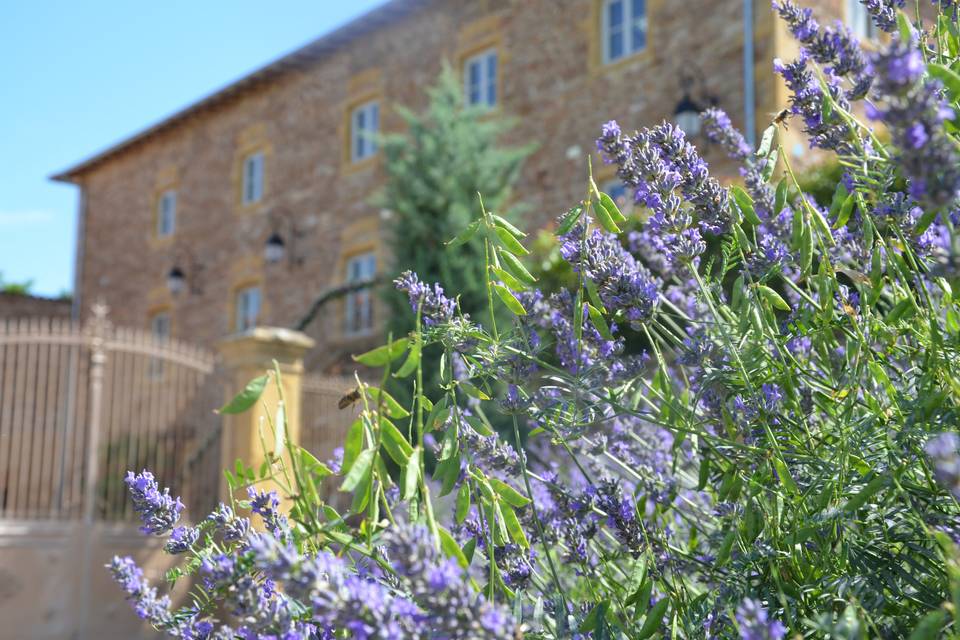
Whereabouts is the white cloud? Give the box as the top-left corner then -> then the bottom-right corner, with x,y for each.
0,210 -> 56,226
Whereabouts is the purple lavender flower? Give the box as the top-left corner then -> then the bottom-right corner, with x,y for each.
926,432 -> 960,499
124,470 -> 184,535
394,270 -> 457,326
597,119 -> 730,266
774,54 -> 852,151
735,598 -> 787,640
207,503 -> 251,542
164,525 -> 200,554
862,0 -> 905,32
107,556 -> 173,626
559,222 -> 661,325
867,39 -> 960,206
702,107 -> 752,160
247,486 -> 290,539
773,0 -> 871,98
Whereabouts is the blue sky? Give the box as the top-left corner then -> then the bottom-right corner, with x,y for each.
0,0 -> 384,297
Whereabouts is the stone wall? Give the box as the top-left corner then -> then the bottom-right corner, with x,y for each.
0,293 -> 71,319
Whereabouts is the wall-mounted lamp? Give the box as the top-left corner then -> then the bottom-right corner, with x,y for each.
673,70 -> 717,139
166,250 -> 205,296
264,209 -> 307,269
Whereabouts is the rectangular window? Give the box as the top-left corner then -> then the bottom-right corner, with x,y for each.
847,0 -> 875,39
235,285 -> 261,332
350,101 -> 380,163
242,152 -> 264,204
464,49 -> 498,108
603,0 -> 647,64
345,252 -> 376,335
157,190 -> 176,237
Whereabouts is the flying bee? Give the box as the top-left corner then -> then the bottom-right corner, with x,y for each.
338,388 -> 361,410
772,108 -> 791,129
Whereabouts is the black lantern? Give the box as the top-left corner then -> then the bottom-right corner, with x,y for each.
674,93 -> 703,138
264,231 -> 286,264
166,266 -> 186,295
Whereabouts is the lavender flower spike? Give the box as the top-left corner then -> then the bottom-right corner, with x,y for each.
124,469 -> 184,535
395,270 -> 457,326
735,598 -> 787,640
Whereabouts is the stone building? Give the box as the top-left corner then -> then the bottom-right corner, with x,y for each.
52,0 -> 860,372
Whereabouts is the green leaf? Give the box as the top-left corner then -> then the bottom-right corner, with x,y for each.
340,449 -> 374,492
438,526 -> 470,569
635,597 -> 669,640
557,205 -> 583,235
592,199 -> 621,234
909,610 -> 946,640
500,503 -> 529,549
732,186 -> 761,226
403,447 -> 421,501
352,338 -> 409,367
494,226 -> 530,256
580,601 -> 607,633
379,417 -> 413,465
455,481 -> 471,524
832,193 -> 855,229
896,10 -> 913,43
491,214 -> 526,238
491,266 -> 525,292
341,418 -> 365,475
218,374 -> 269,414
774,178 -> 788,215
366,386 -> 410,418
756,124 -> 776,157
299,447 -> 333,479
772,456 -> 798,494
600,192 -> 627,223
493,283 -> 527,315
393,339 -> 420,378
587,303 -> 614,340
490,477 -> 531,508
843,475 -> 887,512
498,249 -> 537,285
446,219 -> 481,248
757,285 -> 791,311
460,381 -> 491,401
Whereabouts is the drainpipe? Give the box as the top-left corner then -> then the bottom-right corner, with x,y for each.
743,0 -> 757,146
71,184 -> 87,321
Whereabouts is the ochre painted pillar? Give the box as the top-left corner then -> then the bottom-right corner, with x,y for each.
218,327 -> 315,504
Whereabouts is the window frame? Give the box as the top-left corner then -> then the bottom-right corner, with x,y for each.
234,285 -> 262,332
350,100 -> 380,163
601,0 -> 648,65
241,152 -> 264,205
463,48 -> 498,108
846,0 -> 876,40
344,252 -> 376,336
156,189 -> 177,238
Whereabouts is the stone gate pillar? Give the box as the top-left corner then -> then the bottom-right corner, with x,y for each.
217,327 -> 315,505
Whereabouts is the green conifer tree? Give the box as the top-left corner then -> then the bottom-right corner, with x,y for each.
377,65 -> 532,356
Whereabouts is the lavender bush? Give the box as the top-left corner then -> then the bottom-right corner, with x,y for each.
109,3 -> 960,637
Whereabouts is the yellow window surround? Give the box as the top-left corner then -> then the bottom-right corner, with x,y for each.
149,165 -> 179,248
586,0 -> 659,75
341,70 -> 385,174
232,123 -> 273,212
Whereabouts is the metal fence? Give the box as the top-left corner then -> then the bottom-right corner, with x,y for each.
0,305 -> 222,523
301,372 -> 360,466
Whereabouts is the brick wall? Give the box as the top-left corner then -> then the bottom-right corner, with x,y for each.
66,0 -> 847,372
